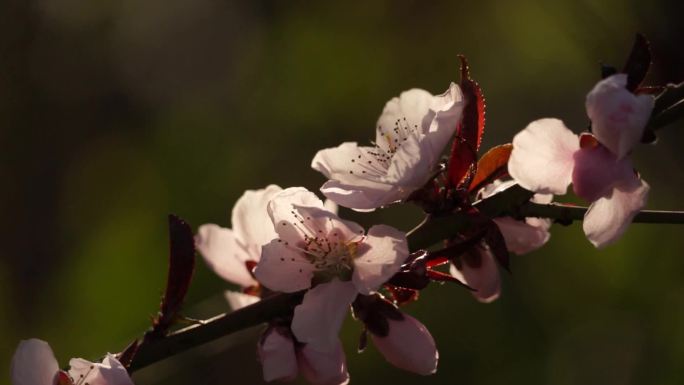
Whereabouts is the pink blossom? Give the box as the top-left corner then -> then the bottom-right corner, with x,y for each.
508,118 -> 649,248
312,83 -> 465,211
370,313 -> 438,376
11,339 -> 133,385
254,187 -> 409,351
586,74 -> 654,159
195,184 -> 283,289
258,327 -> 349,385
448,180 -> 551,303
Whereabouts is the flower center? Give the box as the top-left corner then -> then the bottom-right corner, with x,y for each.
285,207 -> 365,281
347,117 -> 419,178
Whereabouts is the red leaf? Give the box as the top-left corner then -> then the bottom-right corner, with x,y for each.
150,215 -> 196,338
468,143 -> 513,192
457,55 -> 486,151
579,133 -> 599,149
447,138 -> 478,188
622,33 -> 651,92
56,371 -> 72,385
425,269 -> 470,287
385,285 -> 420,305
447,55 -> 486,188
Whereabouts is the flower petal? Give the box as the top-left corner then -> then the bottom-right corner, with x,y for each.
269,187 -> 365,243
224,290 -> 260,311
298,340 -> 350,385
231,185 -> 282,257
583,177 -> 649,248
11,339 -> 59,385
323,199 -> 338,215
508,118 -> 579,195
319,180 -> 396,212
586,74 -> 655,159
312,142 -> 393,189
69,355 -> 133,385
254,239 -> 315,293
291,279 -> 358,352
493,217 -> 550,255
449,248 -> 501,303
371,313 -> 438,375
384,133 -> 433,192
572,144 -> 635,202
422,82 -> 465,163
352,225 -> 409,295
258,328 -> 298,382
195,224 -> 257,287
376,88 -> 434,154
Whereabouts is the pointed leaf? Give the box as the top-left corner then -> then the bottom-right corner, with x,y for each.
447,55 -> 486,188
457,55 -> 486,151
622,33 -> 651,92
447,137 -> 478,188
150,215 -> 196,338
425,269 -> 474,290
468,143 -> 513,192
385,285 -> 420,305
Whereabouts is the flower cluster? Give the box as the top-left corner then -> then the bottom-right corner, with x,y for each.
190,44 -> 662,384
10,35 -> 675,385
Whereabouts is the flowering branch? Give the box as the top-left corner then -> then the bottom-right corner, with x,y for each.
13,35 -> 684,385
125,183 -> 684,373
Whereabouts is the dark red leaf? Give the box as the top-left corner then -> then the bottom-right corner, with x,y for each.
56,371 -> 72,385
468,143 -> 513,192
425,256 -> 450,268
636,85 -> 666,95
150,215 -> 196,338
425,269 -> 469,287
352,294 -> 403,337
385,285 -> 420,305
622,33 -> 651,92
457,55 -> 486,151
447,55 -> 486,188
579,133 -> 599,149
387,270 -> 430,290
447,138 -> 478,189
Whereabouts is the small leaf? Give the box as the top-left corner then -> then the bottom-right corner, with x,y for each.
457,55 -> 486,151
351,294 -> 403,337
468,144 -> 513,192
622,33 -> 651,92
447,55 -> 486,188
385,285 -> 420,305
425,269 -> 475,290
150,215 -> 196,338
579,133 -> 599,149
447,138 -> 478,189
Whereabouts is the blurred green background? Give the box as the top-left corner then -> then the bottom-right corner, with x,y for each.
2,0 -> 683,384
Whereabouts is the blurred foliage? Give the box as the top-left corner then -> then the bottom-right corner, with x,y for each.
1,0 -> 683,384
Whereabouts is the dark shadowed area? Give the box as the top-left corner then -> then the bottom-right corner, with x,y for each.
2,1 -> 683,384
